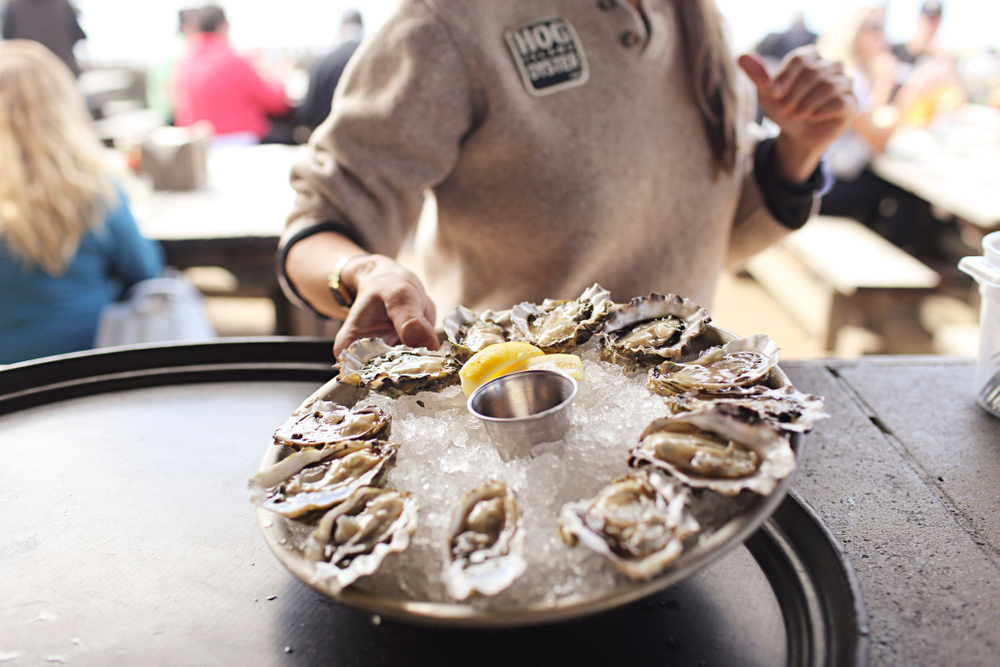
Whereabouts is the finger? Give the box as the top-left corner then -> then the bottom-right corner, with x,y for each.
422,297 -> 437,336
790,75 -> 852,120
774,65 -> 823,114
737,53 -> 771,91
384,285 -> 439,350
772,47 -> 819,98
333,293 -> 392,357
806,95 -> 857,123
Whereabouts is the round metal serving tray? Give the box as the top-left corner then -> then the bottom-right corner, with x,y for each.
0,338 -> 867,666
255,326 -> 814,629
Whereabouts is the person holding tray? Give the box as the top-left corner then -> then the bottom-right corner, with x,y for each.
278,0 -> 856,356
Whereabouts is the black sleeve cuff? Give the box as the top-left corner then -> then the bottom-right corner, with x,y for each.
753,138 -> 828,230
275,221 -> 363,318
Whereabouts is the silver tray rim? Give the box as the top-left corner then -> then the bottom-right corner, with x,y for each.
255,326 -> 802,628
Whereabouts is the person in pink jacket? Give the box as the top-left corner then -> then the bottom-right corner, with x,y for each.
172,4 -> 289,145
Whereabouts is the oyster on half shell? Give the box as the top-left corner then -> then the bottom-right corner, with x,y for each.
558,468 -> 699,580
249,441 -> 399,517
442,306 -> 513,361
510,284 -> 614,353
443,480 -> 526,600
304,486 -> 419,594
335,338 -> 462,397
599,293 -> 711,368
273,400 -> 391,448
647,334 -> 779,396
630,407 -> 795,496
662,386 -> 828,434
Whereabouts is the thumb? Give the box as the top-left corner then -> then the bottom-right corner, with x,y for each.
389,303 -> 440,351
738,53 -> 771,92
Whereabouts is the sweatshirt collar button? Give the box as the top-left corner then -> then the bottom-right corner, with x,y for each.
621,30 -> 640,47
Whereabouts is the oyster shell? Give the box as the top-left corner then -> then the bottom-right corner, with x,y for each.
630,407 -> 795,496
510,284 -> 614,353
335,338 -> 462,397
443,480 -> 526,600
558,469 -> 699,580
273,400 -> 391,448
304,486 -> 419,593
599,293 -> 711,367
662,386 -> 828,434
249,441 -> 398,518
647,334 -> 780,396
442,306 -> 513,361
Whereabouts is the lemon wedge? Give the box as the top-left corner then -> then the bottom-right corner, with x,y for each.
520,353 -> 585,381
459,342 -> 544,396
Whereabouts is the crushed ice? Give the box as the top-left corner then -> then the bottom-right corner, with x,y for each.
353,346 -> 669,607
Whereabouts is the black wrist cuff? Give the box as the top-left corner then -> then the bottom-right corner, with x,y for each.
275,221 -> 362,318
753,138 -> 828,230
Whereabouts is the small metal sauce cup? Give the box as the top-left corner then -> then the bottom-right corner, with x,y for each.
467,369 -> 578,460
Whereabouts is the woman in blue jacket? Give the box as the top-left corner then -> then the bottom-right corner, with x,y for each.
0,40 -> 163,364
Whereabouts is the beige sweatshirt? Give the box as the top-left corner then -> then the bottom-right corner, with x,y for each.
282,0 -> 794,316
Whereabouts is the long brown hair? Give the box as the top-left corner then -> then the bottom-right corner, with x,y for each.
672,0 -> 738,175
0,40 -> 114,275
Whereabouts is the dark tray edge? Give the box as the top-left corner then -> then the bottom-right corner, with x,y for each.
754,490 -> 870,667
0,337 -> 336,416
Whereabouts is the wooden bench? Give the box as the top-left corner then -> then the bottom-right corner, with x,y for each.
745,216 -> 941,352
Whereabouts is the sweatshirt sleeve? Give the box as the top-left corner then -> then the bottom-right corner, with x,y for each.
104,187 -> 165,289
725,70 -> 824,269
726,139 -> 825,268
281,0 -> 476,260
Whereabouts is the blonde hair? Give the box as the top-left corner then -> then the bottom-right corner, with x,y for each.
673,0 -> 738,175
0,40 -> 115,276
817,5 -> 885,75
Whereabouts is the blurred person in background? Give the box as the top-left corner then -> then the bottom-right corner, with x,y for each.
172,4 -> 290,147
296,8 -> 364,132
0,41 -> 163,365
817,6 -> 950,248
1,0 -> 86,77
756,12 -> 818,66
279,0 -> 856,355
891,0 -> 946,66
146,7 -> 202,125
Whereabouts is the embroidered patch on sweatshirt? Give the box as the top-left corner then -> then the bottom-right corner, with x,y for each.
505,18 -> 589,97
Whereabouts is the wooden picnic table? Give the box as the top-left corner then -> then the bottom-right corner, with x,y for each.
870,107 -> 1000,234
125,144 -> 305,334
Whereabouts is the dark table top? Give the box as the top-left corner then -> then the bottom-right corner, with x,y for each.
784,357 -> 1000,666
1,354 -> 997,666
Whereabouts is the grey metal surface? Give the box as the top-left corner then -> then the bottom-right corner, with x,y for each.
784,359 -> 1000,667
467,369 -> 577,457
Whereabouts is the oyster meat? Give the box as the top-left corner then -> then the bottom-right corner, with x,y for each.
443,480 -> 526,600
558,469 -> 699,580
630,407 -> 795,496
647,334 -> 779,396
249,441 -> 398,517
273,400 -> 391,448
663,385 -> 828,434
335,338 -> 462,397
510,284 -> 614,353
442,306 -> 513,361
599,293 -> 711,367
304,486 -> 419,593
